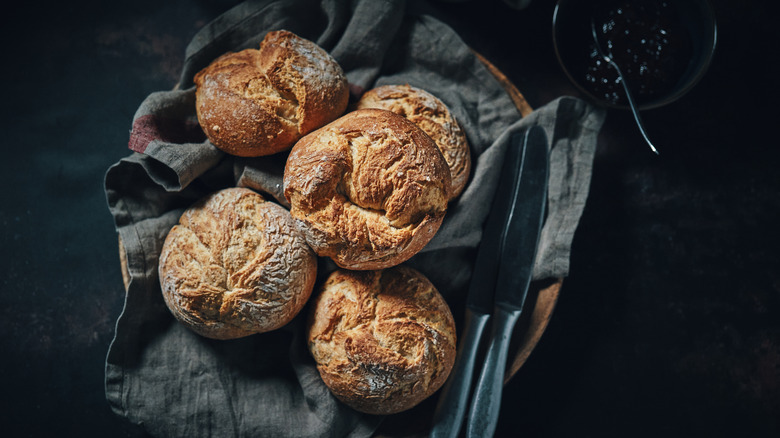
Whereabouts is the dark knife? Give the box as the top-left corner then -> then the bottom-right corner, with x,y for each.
465,125 -> 549,438
430,126 -> 548,438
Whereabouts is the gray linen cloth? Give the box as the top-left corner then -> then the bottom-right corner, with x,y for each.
104,0 -> 605,436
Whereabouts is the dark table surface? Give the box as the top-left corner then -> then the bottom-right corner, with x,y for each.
2,0 -> 777,436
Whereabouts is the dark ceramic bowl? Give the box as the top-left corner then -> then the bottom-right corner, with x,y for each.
553,0 -> 717,110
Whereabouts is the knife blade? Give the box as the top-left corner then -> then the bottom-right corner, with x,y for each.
431,126 -> 547,438
465,125 -> 549,438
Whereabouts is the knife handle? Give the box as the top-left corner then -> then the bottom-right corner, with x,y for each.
430,309 -> 491,438
465,305 -> 521,438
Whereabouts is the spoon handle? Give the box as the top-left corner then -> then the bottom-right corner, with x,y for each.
590,18 -> 659,155
607,59 -> 659,155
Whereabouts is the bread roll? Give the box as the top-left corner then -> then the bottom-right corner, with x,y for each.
307,266 -> 457,415
193,30 -> 349,157
283,108 -> 451,270
158,187 -> 317,339
356,84 -> 471,199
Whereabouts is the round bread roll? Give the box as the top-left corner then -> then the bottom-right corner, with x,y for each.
193,30 -> 349,157
307,266 -> 457,415
283,108 -> 451,270
158,187 -> 317,339
356,84 -> 471,199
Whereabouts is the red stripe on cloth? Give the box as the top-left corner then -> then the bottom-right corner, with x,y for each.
128,115 -> 206,153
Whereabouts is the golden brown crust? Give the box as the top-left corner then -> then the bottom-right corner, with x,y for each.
158,187 -> 317,339
307,266 -> 456,415
356,84 -> 471,199
283,108 -> 451,270
193,30 -> 349,157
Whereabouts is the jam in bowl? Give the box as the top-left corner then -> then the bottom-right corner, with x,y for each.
553,0 -> 717,110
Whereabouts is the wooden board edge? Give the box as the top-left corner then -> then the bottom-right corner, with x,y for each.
473,51 -> 534,118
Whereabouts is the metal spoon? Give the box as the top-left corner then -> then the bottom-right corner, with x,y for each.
590,18 -> 659,155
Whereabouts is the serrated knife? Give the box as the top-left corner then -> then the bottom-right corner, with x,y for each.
431,125 -> 549,438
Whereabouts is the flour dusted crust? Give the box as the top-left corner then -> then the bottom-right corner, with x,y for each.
158,187 -> 317,339
283,108 -> 451,270
307,266 -> 457,415
356,84 -> 471,199
193,30 -> 349,157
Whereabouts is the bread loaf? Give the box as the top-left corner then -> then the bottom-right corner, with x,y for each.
283,108 -> 451,270
307,266 -> 457,414
356,84 -> 471,199
194,30 -> 349,157
158,187 -> 317,339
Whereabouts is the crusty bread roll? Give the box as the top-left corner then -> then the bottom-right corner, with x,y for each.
283,108 -> 451,270
356,84 -> 471,199
193,30 -> 349,157
158,187 -> 317,339
307,266 -> 457,415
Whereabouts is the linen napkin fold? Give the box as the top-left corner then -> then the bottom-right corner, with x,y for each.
104,0 -> 605,437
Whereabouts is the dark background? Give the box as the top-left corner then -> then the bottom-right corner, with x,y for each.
1,0 -> 777,436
